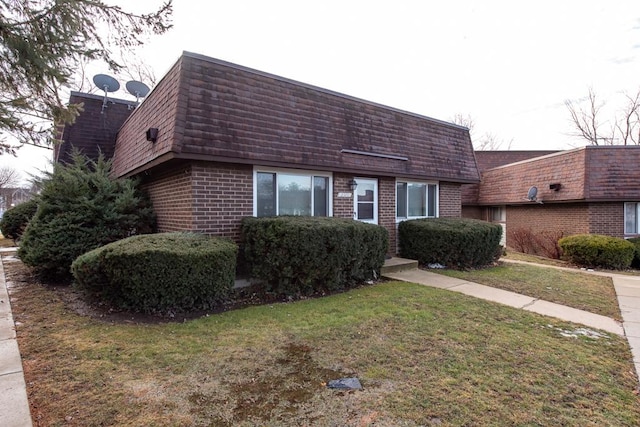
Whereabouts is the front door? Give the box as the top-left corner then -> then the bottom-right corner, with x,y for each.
354,178 -> 378,224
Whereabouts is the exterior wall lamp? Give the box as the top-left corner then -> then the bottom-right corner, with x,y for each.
348,179 -> 358,191
146,127 -> 159,143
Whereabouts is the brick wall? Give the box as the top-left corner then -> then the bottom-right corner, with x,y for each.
439,182 -> 462,217
588,203 -> 624,238
462,205 -> 485,220
191,162 -> 254,241
145,165 -> 464,256
505,203 -> 590,247
333,173 -> 355,219
379,177 -> 396,255
143,166 -> 194,232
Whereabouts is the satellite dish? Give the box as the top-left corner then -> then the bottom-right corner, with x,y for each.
525,186 -> 544,204
126,80 -> 150,100
93,74 -> 120,113
93,74 -> 120,93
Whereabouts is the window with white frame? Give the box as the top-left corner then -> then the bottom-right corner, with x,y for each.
489,206 -> 506,223
625,202 -> 640,234
255,169 -> 331,217
396,181 -> 437,220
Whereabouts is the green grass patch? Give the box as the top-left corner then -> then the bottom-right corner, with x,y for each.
11,262 -> 640,426
438,262 -> 622,320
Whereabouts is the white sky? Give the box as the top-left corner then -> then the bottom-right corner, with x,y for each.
7,0 -> 640,184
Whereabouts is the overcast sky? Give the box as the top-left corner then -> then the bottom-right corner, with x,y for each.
7,0 -> 640,183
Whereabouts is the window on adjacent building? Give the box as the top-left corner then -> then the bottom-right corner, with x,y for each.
255,170 -> 331,217
489,206 -> 506,223
396,181 -> 437,220
625,202 -> 640,234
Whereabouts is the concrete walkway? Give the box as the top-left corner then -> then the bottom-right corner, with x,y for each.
0,248 -> 32,427
384,266 -> 624,336
385,259 -> 640,380
502,259 -> 640,376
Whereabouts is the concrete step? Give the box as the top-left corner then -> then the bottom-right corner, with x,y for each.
381,257 -> 419,275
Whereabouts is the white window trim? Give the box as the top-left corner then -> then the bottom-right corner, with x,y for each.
624,202 -> 640,235
395,179 -> 439,223
253,166 -> 333,217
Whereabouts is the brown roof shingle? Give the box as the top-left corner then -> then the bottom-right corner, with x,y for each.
112,52 -> 479,183
468,146 -> 640,205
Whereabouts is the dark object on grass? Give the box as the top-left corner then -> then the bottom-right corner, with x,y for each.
327,377 -> 362,390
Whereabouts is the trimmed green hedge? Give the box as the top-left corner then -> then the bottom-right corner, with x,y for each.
629,237 -> 640,269
71,233 -> 238,313
558,234 -> 635,270
0,199 -> 37,241
398,218 -> 502,269
241,216 -> 388,296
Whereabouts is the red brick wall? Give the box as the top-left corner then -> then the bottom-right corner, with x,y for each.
505,203 -> 590,247
191,162 -> 254,241
588,203 -> 624,238
144,165 -> 463,256
333,173 -> 355,219
143,166 -> 194,232
462,205 -> 485,220
439,182 -> 462,217
379,177 -> 396,255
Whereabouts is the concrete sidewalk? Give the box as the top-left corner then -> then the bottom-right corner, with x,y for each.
383,267 -> 624,336
0,248 -> 32,427
385,259 -> 640,380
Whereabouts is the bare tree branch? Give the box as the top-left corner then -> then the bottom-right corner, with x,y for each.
566,87 -> 640,145
0,165 -> 21,189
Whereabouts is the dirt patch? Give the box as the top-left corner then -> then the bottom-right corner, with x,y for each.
187,343 -> 353,426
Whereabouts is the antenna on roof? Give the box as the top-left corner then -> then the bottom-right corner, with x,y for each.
125,80 -> 151,107
92,74 -> 120,113
524,186 -> 543,204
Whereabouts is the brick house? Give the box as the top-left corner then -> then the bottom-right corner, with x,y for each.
57,51 -> 479,253
462,146 -> 640,248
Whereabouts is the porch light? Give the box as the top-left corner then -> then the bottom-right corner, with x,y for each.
348,179 -> 358,191
146,127 -> 159,143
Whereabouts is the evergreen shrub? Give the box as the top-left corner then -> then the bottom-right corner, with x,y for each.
0,199 -> 37,241
71,232 -> 238,313
398,218 -> 502,269
241,216 -> 388,296
629,237 -> 640,269
558,234 -> 635,270
18,152 -> 156,281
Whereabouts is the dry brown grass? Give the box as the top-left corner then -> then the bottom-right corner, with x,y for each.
6,256 -> 640,426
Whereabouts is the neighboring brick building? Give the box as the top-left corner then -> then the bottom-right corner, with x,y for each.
57,51 -> 480,253
462,147 -> 640,248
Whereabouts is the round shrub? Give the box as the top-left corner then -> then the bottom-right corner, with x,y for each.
558,234 -> 635,270
241,216 -> 388,296
71,232 -> 238,313
398,218 -> 502,269
0,199 -> 37,241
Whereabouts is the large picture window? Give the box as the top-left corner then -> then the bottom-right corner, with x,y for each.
625,202 -> 640,234
255,169 -> 331,217
396,181 -> 437,220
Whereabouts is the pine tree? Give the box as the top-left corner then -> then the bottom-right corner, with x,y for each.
18,151 -> 156,281
0,0 -> 173,153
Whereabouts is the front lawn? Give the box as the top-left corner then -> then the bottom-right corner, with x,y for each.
7,258 -> 640,426
439,261 -> 622,321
